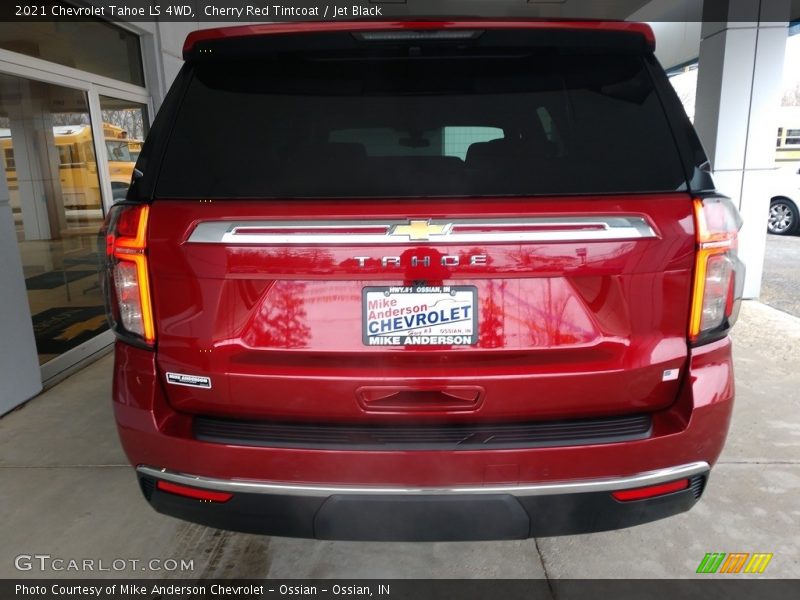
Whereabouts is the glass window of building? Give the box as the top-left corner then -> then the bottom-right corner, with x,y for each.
0,16 -> 144,86
99,96 -> 149,201
0,74 -> 108,364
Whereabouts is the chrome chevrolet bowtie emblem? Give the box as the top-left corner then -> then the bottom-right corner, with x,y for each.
389,220 -> 452,241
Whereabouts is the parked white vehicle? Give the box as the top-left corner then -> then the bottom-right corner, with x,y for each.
768,168 -> 800,235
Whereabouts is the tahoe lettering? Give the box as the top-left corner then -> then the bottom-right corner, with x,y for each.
356,254 -> 487,268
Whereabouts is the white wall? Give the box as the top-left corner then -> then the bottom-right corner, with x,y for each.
0,159 -> 43,415
649,22 -> 702,69
627,0 -> 703,69
694,12 -> 788,298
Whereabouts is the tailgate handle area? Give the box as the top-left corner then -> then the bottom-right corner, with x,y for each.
357,386 -> 484,412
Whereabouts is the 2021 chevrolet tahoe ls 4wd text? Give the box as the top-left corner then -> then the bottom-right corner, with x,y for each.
101,20 -> 744,541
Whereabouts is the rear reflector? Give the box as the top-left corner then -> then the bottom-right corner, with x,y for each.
156,480 -> 233,503
611,478 -> 689,502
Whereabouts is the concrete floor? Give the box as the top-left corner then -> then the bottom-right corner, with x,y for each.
762,231 -> 800,318
0,301 -> 798,579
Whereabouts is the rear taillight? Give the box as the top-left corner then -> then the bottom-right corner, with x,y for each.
100,203 -> 155,348
689,196 -> 745,345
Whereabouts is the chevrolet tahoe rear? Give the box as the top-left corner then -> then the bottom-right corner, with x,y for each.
101,20 -> 744,541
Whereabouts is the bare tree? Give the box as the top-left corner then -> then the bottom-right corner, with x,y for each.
101,110 -> 145,139
782,82 -> 800,107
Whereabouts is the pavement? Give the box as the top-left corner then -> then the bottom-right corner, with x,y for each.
761,231 -> 800,318
0,301 -> 798,580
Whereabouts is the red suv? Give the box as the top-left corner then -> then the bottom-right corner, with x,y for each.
102,20 -> 744,541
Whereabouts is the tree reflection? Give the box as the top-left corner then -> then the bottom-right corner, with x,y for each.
479,280 -> 506,348
243,281 -> 311,348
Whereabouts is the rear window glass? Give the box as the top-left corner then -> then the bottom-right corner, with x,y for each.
156,53 -> 686,198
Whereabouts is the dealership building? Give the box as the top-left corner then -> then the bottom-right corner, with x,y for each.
0,0 -> 798,413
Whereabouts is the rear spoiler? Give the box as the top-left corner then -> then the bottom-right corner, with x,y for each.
183,20 -> 655,60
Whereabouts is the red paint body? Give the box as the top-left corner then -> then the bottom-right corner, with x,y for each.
115,336 -> 733,486
148,196 -> 694,421
114,194 -> 734,484
182,20 -> 656,57
108,20 -> 739,538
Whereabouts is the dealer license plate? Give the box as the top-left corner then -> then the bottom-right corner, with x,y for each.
362,285 -> 478,346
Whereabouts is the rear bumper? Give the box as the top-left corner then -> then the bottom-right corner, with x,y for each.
113,336 -> 734,539
137,463 -> 708,541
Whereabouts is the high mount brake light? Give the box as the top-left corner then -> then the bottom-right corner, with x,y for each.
353,30 -> 483,42
101,204 -> 155,347
689,197 -> 744,345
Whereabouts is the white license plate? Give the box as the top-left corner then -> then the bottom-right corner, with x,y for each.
362,285 -> 478,346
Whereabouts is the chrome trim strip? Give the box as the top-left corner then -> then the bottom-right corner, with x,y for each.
137,461 -> 708,498
187,217 -> 657,245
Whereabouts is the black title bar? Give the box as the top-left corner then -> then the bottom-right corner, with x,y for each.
1,0 -> 799,23
3,579 -> 800,600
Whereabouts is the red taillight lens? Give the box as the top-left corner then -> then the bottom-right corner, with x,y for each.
611,478 -> 689,502
689,197 -> 744,344
156,480 -> 232,503
100,204 -> 155,347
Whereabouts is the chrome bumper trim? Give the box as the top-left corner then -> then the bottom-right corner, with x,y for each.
137,461 -> 709,498
187,216 -> 657,245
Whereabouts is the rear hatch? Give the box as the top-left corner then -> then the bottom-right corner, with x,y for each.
143,25 -> 697,423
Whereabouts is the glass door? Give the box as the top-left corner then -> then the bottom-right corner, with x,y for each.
0,74 -> 108,365
98,95 -> 149,203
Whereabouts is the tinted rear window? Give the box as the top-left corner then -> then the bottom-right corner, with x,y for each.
156,52 -> 686,198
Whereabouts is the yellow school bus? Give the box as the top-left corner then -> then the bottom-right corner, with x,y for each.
776,125 -> 800,163
102,122 -> 143,200
1,122 -> 141,233
127,139 -> 143,162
